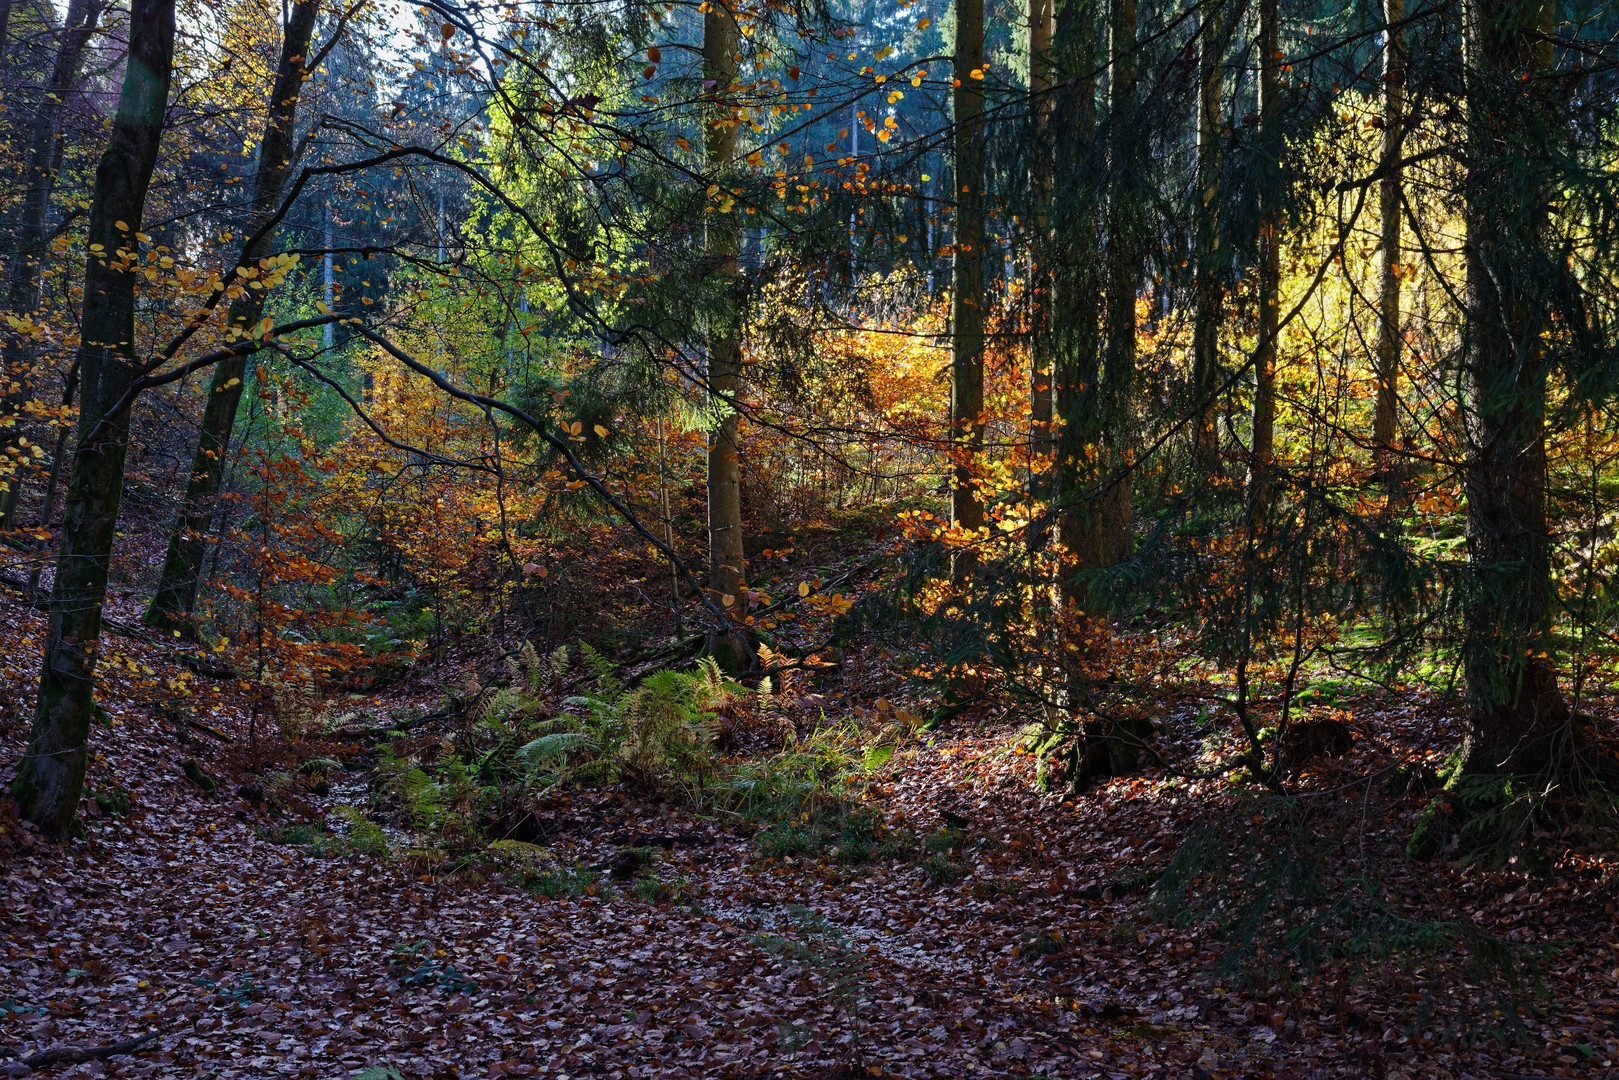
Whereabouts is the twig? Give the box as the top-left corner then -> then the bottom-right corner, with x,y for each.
18,1031 -> 158,1068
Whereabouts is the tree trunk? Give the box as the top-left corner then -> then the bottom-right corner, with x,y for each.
1090,0 -> 1136,569
26,366 -> 78,598
1457,0 -> 1572,777
0,0 -> 105,530
1248,0 -> 1279,508
1190,0 -> 1239,475
145,0 -> 320,630
702,0 -> 745,616
11,0 -> 175,837
950,0 -> 987,578
1051,0 -> 1099,605
1373,0 -> 1405,504
1027,0 -> 1054,478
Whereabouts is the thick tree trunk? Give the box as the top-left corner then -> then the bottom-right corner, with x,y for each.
702,0 -> 746,614
950,0 -> 987,577
12,0 -> 175,836
1457,0 -> 1572,777
1373,0 -> 1405,504
1247,0 -> 1279,507
0,0 -> 105,530
145,0 -> 319,630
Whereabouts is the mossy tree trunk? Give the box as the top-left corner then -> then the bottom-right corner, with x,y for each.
12,0 -> 175,836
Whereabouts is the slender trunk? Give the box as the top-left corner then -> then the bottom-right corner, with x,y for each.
1027,0 -> 1055,471
145,0 -> 319,630
1090,0 -> 1136,568
1191,0 -> 1237,474
12,0 -> 176,836
1374,0 -> 1405,503
0,0 -> 105,530
703,0 -> 746,613
26,366 -> 79,597
322,206 -> 334,352
950,0 -> 986,579
1247,0 -> 1280,506
1052,0 -> 1099,604
1458,0 -> 1571,777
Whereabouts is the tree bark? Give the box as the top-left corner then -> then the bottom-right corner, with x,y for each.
12,0 -> 175,836
1247,0 -> 1279,508
0,0 -> 105,529
1457,0 -> 1572,777
1027,0 -> 1055,477
1373,0 -> 1405,504
1089,0 -> 1136,569
950,0 -> 987,578
1052,0 -> 1100,605
1190,0 -> 1239,475
702,0 -> 746,615
145,0 -> 319,630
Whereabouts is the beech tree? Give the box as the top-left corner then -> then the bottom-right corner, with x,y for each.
144,0 -> 322,632
0,0 -> 103,530
13,0 -> 177,834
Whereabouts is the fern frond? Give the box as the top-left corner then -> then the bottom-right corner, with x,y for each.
517,732 -> 598,769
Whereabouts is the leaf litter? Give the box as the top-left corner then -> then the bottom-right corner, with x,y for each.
1,594 -> 1616,1080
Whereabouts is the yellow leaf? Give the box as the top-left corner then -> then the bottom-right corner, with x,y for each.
798,582 -> 810,597
917,16 -> 930,28
115,220 -> 129,231
593,424 -> 609,438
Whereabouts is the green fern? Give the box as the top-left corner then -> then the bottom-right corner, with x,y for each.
399,768 -> 444,826
579,643 -> 623,695
516,731 -> 598,769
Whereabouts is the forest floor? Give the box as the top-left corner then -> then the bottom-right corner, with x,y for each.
1,591 -> 1617,1080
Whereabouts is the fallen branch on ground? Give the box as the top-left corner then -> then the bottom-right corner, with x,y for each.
16,1031 -> 159,1069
